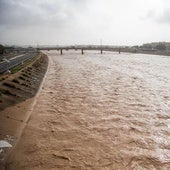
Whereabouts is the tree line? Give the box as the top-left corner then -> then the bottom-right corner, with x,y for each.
0,44 -> 4,54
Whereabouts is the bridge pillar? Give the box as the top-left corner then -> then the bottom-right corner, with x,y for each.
101,49 -> 103,54
119,48 -> 121,54
60,49 -> 63,55
81,49 -> 84,55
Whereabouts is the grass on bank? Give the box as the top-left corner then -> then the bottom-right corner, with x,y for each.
10,54 -> 39,74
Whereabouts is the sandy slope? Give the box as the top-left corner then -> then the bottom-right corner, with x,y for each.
0,53 -> 48,168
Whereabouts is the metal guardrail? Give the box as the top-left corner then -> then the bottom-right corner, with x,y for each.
0,52 -> 38,74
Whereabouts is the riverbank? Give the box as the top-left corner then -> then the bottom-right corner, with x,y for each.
0,52 -> 48,169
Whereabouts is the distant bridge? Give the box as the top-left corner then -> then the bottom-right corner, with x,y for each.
38,46 -> 136,55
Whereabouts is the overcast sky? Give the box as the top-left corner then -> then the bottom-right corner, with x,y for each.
1,0 -> 170,46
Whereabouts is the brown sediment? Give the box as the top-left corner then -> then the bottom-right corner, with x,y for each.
0,52 -> 48,168
4,51 -> 170,169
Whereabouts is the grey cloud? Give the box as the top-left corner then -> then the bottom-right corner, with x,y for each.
156,9 -> 170,24
144,1 -> 170,25
0,0 -> 44,26
1,0 -> 170,46
145,10 -> 156,19
0,0 -> 87,28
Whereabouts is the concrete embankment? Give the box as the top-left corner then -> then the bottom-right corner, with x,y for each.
0,52 -> 48,169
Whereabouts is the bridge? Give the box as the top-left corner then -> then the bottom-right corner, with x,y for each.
38,45 -> 137,55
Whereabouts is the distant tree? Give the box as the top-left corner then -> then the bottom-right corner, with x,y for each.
132,45 -> 139,49
155,43 -> 166,50
0,44 -> 4,54
142,44 -> 152,49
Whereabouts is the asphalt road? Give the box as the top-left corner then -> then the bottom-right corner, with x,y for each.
0,52 -> 38,74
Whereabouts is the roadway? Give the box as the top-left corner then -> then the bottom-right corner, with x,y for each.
0,52 -> 38,74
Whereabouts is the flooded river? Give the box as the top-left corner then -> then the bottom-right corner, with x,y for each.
7,51 -> 170,169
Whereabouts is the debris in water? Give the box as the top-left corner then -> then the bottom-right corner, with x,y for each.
0,140 -> 12,148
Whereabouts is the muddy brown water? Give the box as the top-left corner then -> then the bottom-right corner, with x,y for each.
7,51 -> 170,170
